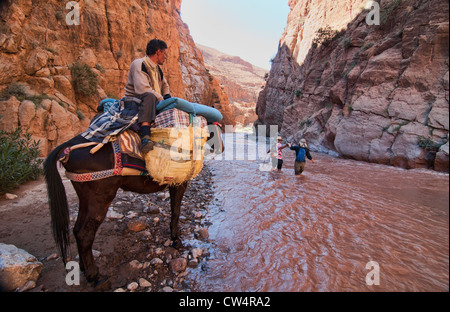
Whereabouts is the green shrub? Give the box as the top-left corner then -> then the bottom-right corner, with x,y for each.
418,136 -> 443,152
95,63 -> 106,74
312,26 -> 339,48
76,109 -> 85,120
55,10 -> 65,22
299,118 -> 312,130
361,42 -> 375,51
343,61 -> 357,78
70,62 -> 99,97
25,94 -> 53,107
0,128 -> 43,195
0,82 -> 28,101
0,82 -> 53,107
392,120 -> 410,133
380,0 -> 402,25
342,37 -> 351,49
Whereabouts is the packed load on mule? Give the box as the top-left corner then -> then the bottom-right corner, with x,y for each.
148,97 -> 223,184
75,96 -> 222,185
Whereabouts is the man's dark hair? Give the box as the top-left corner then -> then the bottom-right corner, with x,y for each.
146,39 -> 167,56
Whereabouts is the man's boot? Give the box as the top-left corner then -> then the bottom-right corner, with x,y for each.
140,125 -> 154,153
141,135 -> 154,153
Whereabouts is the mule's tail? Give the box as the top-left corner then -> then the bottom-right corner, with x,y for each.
44,140 -> 74,263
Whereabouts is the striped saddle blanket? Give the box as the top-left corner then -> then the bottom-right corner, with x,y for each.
82,97 -> 208,144
64,109 -> 208,182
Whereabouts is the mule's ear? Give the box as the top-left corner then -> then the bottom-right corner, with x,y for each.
204,124 -> 224,155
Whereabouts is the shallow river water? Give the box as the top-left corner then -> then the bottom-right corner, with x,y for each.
188,133 -> 449,292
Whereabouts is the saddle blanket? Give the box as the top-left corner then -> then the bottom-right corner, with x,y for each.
82,97 -> 208,144
62,139 -> 149,182
82,97 -> 139,144
155,108 -> 207,129
64,109 -> 208,182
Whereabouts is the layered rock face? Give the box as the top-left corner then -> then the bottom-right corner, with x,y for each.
0,0 -> 234,155
197,44 -> 267,127
256,0 -> 449,171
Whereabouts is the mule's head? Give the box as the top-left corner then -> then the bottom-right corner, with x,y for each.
206,122 -> 225,154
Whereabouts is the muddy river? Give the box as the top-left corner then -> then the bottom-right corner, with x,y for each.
187,133 -> 449,292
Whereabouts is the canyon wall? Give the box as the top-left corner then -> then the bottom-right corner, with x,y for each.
256,0 -> 449,171
0,0 -> 234,155
197,44 -> 266,127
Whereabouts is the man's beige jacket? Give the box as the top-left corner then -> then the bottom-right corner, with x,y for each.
124,56 -> 170,102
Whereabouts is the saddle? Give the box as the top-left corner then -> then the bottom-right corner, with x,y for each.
61,108 -> 211,185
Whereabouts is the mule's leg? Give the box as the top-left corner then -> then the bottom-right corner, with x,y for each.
72,180 -> 119,284
73,193 -> 89,274
168,182 -> 188,249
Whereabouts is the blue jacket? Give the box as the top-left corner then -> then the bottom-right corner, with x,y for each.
290,145 -> 313,162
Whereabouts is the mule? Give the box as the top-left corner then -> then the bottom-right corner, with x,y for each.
44,131 -> 219,286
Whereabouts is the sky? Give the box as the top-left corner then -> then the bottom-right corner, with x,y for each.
180,0 -> 290,70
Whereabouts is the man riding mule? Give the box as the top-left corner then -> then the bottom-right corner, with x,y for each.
82,39 -> 171,153
124,39 -> 172,153
44,39 -> 223,287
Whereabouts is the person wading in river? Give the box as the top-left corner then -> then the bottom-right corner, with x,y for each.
288,139 -> 315,175
268,136 -> 289,171
124,39 -> 172,153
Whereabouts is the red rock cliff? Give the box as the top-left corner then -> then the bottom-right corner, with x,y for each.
256,0 -> 449,171
0,0 -> 234,155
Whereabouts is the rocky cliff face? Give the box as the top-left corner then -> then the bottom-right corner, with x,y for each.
0,0 -> 234,155
197,44 -> 266,127
256,0 -> 449,171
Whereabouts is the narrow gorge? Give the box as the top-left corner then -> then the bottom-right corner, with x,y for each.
0,0 -> 448,172
256,0 -> 449,171
197,44 -> 266,128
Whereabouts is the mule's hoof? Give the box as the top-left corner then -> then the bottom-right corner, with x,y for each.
172,239 -> 183,250
94,276 -> 111,291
